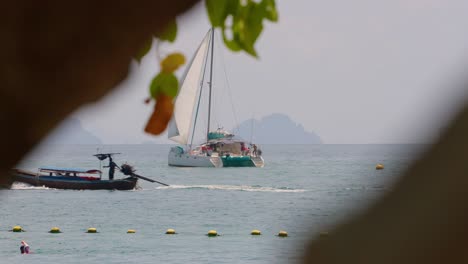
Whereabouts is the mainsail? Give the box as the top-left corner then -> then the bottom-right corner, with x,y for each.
168,29 -> 211,144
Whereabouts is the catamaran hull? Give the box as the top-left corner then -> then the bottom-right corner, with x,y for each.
222,156 -> 264,168
11,171 -> 138,190
168,149 -> 264,168
168,153 -> 217,167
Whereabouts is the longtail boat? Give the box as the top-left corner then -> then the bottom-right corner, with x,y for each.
11,153 -> 167,190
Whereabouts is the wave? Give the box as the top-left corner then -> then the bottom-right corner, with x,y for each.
154,184 -> 306,193
10,182 -> 52,190
10,182 -> 305,193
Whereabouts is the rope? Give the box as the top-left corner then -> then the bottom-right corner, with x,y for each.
215,33 -> 240,134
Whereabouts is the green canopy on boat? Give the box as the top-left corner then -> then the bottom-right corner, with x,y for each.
207,130 -> 236,140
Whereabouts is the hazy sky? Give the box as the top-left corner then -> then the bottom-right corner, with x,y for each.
58,0 -> 468,144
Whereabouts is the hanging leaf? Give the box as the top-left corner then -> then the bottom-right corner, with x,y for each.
144,95 -> 174,135
239,1 -> 265,57
261,0 -> 278,22
206,0 -> 240,27
206,0 -> 229,27
149,72 -> 179,99
160,53 -> 186,73
155,19 -> 178,43
225,0 -> 240,16
207,0 -> 278,57
222,29 -> 242,51
135,37 -> 153,63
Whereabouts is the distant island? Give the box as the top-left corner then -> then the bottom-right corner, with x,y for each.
40,115 -> 321,145
42,118 -> 102,145
234,113 -> 323,144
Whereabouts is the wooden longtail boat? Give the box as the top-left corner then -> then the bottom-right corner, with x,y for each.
11,153 -> 166,190
11,167 -> 137,190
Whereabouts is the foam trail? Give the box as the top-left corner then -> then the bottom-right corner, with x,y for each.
10,182 -> 51,190
155,185 -> 306,193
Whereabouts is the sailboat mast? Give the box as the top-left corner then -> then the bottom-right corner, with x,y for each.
206,27 -> 215,142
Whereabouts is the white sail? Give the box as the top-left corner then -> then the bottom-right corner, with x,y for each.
168,29 -> 211,144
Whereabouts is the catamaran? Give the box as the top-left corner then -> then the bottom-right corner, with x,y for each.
167,28 -> 264,168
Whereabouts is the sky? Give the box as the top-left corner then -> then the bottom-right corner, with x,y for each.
58,0 -> 468,144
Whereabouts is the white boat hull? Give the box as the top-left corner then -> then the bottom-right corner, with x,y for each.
168,152 -> 218,167
168,147 -> 263,168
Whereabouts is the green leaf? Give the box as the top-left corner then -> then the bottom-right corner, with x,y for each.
225,0 -> 240,16
155,19 -> 178,43
261,0 -> 278,22
206,0 -> 228,27
135,37 -> 153,63
206,0 -> 240,27
242,1 -> 264,57
222,33 -> 242,52
227,0 -> 263,57
149,72 -> 179,99
205,0 -> 277,57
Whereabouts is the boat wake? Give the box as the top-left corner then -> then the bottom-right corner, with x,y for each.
155,185 -> 306,193
10,182 -> 51,190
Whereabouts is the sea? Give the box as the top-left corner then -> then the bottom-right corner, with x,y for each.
0,144 -> 423,264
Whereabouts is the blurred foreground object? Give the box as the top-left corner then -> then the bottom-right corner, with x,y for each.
304,102 -> 468,263
0,0 -> 199,186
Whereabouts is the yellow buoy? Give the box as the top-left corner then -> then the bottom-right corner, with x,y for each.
127,229 -> 136,234
12,226 -> 23,232
49,227 -> 61,233
166,229 -> 176,234
87,227 -> 97,233
251,229 -> 261,235
207,230 -> 218,237
278,230 -> 288,237
376,164 -> 384,170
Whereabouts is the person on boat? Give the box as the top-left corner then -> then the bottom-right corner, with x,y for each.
252,144 -> 258,157
104,155 -> 117,180
20,241 -> 30,254
201,145 -> 207,155
241,143 -> 248,155
108,162 -> 115,180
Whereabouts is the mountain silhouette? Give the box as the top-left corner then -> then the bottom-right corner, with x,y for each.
234,113 -> 323,144
42,118 -> 102,145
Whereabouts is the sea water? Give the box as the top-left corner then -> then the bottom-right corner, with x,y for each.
0,144 -> 422,263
